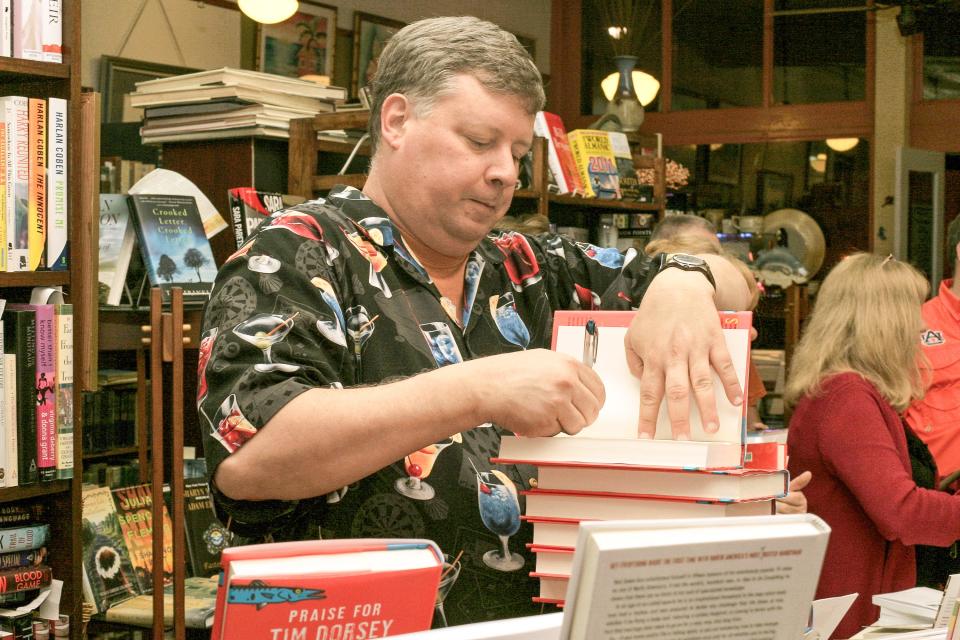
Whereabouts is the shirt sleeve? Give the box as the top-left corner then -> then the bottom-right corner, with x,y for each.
815,380 -> 960,547
198,214 -> 351,539
522,232 -> 656,310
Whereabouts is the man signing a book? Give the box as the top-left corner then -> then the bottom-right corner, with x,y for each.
198,16 -> 750,626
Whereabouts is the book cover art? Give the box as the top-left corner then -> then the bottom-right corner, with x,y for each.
607,131 -> 643,200
46,97 -> 67,270
80,485 -> 139,613
227,188 -> 285,250
567,129 -> 620,200
212,539 -> 443,640
27,97 -> 45,271
2,309 -> 37,484
533,111 -> 584,195
111,483 -> 174,594
181,481 -> 234,578
54,303 -> 72,479
98,194 -> 137,306
128,193 -> 217,303
7,304 -> 56,481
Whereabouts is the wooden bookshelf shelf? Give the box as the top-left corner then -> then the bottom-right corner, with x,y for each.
83,446 -> 143,461
0,271 -> 70,287
0,480 -> 72,505
549,194 -> 661,212
513,189 -> 542,200
0,57 -> 70,80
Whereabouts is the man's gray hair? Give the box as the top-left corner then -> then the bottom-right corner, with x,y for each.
649,214 -> 718,242
367,16 -> 545,155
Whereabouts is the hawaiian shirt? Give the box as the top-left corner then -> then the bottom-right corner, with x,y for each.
197,185 -> 655,626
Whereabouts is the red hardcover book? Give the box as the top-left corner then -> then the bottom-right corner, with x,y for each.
0,563 -> 51,594
212,539 -> 443,640
533,111 -> 584,195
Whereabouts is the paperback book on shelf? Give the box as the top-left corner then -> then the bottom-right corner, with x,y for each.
97,194 -> 137,306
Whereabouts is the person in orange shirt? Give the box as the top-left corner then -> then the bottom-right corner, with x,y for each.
905,216 -> 960,487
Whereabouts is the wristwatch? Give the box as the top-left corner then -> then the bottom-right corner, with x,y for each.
655,252 -> 716,290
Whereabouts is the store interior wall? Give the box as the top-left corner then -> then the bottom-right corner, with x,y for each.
81,0 -> 552,90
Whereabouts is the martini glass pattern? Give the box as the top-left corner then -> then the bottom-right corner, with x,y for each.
475,466 -> 524,572
434,554 -> 462,627
395,437 -> 458,501
232,313 -> 298,372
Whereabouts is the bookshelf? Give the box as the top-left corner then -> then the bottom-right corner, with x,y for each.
286,111 -> 667,236
0,2 -> 92,638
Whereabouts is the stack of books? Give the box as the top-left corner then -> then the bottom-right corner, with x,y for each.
493,310 -> 789,606
129,68 -> 348,144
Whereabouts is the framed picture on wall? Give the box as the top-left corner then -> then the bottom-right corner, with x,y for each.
99,56 -> 199,123
256,1 -> 337,79
352,12 -> 406,98
756,170 -> 794,213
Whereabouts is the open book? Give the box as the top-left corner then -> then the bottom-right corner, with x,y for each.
560,514 -> 831,640
500,310 -> 751,469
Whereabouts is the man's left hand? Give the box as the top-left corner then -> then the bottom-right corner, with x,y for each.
627,267 -> 743,440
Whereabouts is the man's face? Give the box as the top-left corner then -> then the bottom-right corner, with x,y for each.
379,74 -> 535,258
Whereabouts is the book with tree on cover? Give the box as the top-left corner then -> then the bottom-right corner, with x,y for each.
533,111 -> 584,196
211,539 -> 443,640
80,485 -> 139,614
127,193 -> 217,304
7,303 -> 56,482
567,129 -> 620,199
97,194 -> 137,306
111,483 -> 174,594
499,310 -> 751,469
559,515 -> 830,639
2,308 -> 37,485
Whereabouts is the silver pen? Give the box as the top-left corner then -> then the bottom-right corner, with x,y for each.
583,319 -> 598,368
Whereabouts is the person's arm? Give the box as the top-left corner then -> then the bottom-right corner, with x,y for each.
818,381 -> 960,547
215,348 -> 605,501
625,253 -> 752,439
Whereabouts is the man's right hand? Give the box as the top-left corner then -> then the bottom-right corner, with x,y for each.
468,349 -> 605,437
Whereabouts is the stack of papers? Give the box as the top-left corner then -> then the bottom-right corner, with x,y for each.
871,586 -> 942,629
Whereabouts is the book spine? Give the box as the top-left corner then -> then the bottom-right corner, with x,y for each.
0,547 -> 45,570
0,524 -> 48,552
544,112 -> 584,195
0,0 -> 11,57
0,121 -> 7,272
46,97 -> 66,270
0,563 -> 50,593
4,311 -> 35,484
54,303 -> 71,479
6,97 -> 28,272
27,97 -> 45,271
11,304 -> 54,480
40,0 -> 59,62
2,354 -> 15,487
533,113 -> 569,194
567,132 -> 595,198
228,189 -> 246,250
0,321 -> 5,487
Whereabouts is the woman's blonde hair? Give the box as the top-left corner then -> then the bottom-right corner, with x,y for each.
784,253 -> 929,411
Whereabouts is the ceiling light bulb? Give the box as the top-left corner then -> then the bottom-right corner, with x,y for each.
601,70 -> 661,106
826,138 -> 859,152
238,0 -> 298,24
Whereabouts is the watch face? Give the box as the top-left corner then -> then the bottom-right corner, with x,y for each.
672,254 -> 706,267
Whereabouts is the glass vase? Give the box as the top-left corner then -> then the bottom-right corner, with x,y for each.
608,54 -> 645,132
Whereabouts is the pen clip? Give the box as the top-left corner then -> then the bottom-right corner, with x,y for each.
583,319 -> 598,367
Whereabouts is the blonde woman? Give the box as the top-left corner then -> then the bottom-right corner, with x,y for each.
786,253 -> 960,639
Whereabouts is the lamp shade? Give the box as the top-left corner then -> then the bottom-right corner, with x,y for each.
601,70 -> 660,106
238,0 -> 298,24
826,137 -> 859,152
